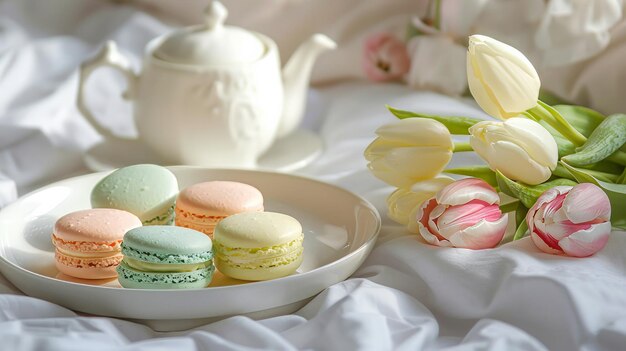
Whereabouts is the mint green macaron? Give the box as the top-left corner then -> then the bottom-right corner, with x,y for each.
117,226 -> 214,289
91,164 -> 178,225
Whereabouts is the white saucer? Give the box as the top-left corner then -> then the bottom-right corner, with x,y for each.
0,167 -> 380,330
84,129 -> 324,172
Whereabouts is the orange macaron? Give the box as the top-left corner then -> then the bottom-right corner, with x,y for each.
175,181 -> 264,237
52,208 -> 142,279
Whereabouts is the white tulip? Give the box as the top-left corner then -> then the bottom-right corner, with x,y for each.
469,117 -> 558,185
467,35 -> 541,119
386,175 -> 455,228
364,118 -> 453,188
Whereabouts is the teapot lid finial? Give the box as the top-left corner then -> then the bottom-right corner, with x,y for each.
204,1 -> 228,30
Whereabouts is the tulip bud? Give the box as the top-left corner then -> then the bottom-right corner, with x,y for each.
364,118 -> 453,187
417,178 -> 508,249
470,117 -> 558,185
386,176 -> 455,227
467,35 -> 540,119
526,183 -> 611,257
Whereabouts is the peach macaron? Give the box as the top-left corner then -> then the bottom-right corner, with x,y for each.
175,181 -> 263,237
52,208 -> 142,279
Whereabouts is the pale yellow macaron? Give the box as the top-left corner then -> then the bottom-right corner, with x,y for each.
213,212 -> 304,281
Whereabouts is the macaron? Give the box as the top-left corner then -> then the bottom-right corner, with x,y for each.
117,226 -> 215,289
214,212 -> 304,281
91,164 -> 179,225
52,209 -> 142,279
175,181 -> 264,236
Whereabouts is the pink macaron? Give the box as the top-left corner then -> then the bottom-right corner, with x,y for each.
52,208 -> 142,279
175,181 -> 264,237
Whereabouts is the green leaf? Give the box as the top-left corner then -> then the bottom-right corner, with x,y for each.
618,168 -> 626,184
443,166 -> 497,187
513,219 -> 529,241
557,162 -> 619,183
560,161 -> 626,229
562,114 -> 626,166
386,105 -> 482,135
579,161 -> 625,176
499,200 -> 520,214
495,171 -> 577,208
553,105 -> 605,136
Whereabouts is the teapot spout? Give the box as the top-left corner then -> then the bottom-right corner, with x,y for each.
278,34 -> 336,138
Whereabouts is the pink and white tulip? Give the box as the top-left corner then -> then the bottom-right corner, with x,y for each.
362,33 -> 410,82
526,183 -> 612,257
417,178 -> 508,249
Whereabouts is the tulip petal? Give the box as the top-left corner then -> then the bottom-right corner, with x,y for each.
390,176 -> 455,225
544,220 -> 592,240
419,223 -> 454,247
363,138 -> 395,161
374,147 -> 451,179
417,198 -> 451,246
437,201 -> 503,238
530,230 -> 563,255
526,186 -> 568,235
366,162 -> 415,187
375,118 -> 453,148
487,140 -> 551,185
467,51 -> 504,119
562,183 -> 612,224
448,214 -> 508,249
470,36 -> 540,115
533,214 -> 562,250
558,222 -> 611,257
436,178 -> 500,206
503,118 -> 558,168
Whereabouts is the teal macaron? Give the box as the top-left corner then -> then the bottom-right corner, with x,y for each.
91,164 -> 178,225
117,226 -> 215,289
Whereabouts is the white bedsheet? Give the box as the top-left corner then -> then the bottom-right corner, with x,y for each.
2,1 -> 626,350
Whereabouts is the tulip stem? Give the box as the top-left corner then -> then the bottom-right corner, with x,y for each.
499,200 -> 520,214
618,167 -> 626,184
453,142 -> 473,152
527,102 -> 587,146
427,0 -> 443,30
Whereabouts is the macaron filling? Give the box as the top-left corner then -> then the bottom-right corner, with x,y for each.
124,257 -> 213,272
56,247 -> 122,258
120,242 -> 213,264
215,234 -> 304,269
51,234 -> 122,253
143,204 -> 176,225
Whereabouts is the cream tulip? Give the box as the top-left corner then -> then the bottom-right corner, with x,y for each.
386,175 -> 455,228
467,35 -> 541,119
470,117 -> 558,185
364,118 -> 453,187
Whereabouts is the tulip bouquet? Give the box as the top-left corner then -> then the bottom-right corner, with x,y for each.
365,35 -> 626,257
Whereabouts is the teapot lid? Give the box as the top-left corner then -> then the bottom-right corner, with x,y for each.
154,1 -> 265,65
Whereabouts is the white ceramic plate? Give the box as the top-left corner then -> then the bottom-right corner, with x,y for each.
0,167 -> 380,330
84,129 -> 324,173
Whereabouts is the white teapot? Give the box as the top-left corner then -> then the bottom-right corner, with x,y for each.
77,1 -> 336,167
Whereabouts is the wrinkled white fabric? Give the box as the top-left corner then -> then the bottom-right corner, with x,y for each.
2,1 -> 626,350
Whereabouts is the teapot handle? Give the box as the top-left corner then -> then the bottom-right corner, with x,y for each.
77,41 -> 138,141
